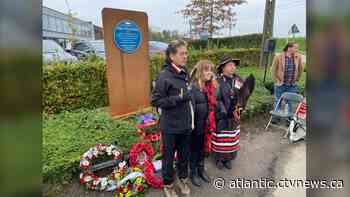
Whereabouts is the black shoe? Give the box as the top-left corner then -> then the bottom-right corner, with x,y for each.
198,168 -> 210,183
222,160 -> 232,169
190,169 -> 201,187
216,160 -> 224,170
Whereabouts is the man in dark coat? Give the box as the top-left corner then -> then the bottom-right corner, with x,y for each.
151,40 -> 193,197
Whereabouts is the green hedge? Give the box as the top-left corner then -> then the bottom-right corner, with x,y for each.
275,37 -> 306,54
42,60 -> 108,114
188,33 -> 262,50
43,48 -> 261,114
151,48 -> 261,83
43,108 -> 140,183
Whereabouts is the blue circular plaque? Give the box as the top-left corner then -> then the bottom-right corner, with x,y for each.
113,20 -> 142,54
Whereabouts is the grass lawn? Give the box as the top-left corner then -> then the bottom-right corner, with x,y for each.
43,108 -> 141,183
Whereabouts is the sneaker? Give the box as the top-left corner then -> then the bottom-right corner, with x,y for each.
176,178 -> 190,195
163,183 -> 178,197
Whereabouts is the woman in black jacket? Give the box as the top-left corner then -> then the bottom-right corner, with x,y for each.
189,60 -> 217,187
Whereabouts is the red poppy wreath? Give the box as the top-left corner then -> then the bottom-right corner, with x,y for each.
128,143 -> 163,189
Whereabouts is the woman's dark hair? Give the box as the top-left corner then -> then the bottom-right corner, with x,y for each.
283,42 -> 295,52
165,40 -> 187,64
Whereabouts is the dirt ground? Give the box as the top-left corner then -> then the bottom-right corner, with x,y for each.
44,113 -> 306,197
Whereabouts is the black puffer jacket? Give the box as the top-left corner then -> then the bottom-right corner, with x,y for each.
190,84 -> 209,134
151,64 -> 193,134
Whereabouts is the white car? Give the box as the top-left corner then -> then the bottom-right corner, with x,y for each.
43,39 -> 77,64
149,41 -> 168,56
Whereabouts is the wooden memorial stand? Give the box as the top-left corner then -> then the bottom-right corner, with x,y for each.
102,8 -> 150,118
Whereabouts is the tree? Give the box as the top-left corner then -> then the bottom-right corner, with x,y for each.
179,0 -> 246,38
65,0 -> 78,46
149,29 -> 183,42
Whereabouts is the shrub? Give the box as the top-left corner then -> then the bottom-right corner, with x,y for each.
151,48 -> 261,80
43,48 -> 261,114
274,37 -> 306,54
188,33 -> 262,50
43,59 -> 108,114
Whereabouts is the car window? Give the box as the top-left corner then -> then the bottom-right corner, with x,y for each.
74,43 -> 90,51
89,41 -> 105,52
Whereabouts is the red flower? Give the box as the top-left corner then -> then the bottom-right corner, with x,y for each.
143,161 -> 163,189
150,134 -> 160,142
137,124 -> 146,129
127,182 -> 133,190
117,186 -> 124,193
129,143 -> 155,168
79,175 -> 85,184
96,144 -> 103,151
114,153 -> 123,160
137,185 -> 145,192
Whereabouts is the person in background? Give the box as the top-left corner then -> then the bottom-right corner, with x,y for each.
151,40 -> 193,197
188,60 -> 216,187
271,42 -> 304,118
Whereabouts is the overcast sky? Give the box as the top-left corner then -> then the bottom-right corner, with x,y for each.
43,0 -> 306,37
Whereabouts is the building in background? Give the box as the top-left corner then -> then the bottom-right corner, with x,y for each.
42,6 -> 95,48
94,25 -> 104,40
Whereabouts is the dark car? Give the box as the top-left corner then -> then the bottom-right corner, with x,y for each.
70,40 -> 105,60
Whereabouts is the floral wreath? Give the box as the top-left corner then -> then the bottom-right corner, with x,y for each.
143,160 -> 163,189
79,144 -> 123,191
129,143 -> 154,168
128,143 -> 163,189
113,161 -> 148,197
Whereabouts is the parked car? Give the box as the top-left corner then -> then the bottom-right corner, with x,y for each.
70,40 -> 106,60
88,40 -> 106,60
68,40 -> 167,59
43,39 -> 77,64
149,41 -> 168,56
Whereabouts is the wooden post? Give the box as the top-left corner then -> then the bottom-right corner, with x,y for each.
259,0 -> 276,68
